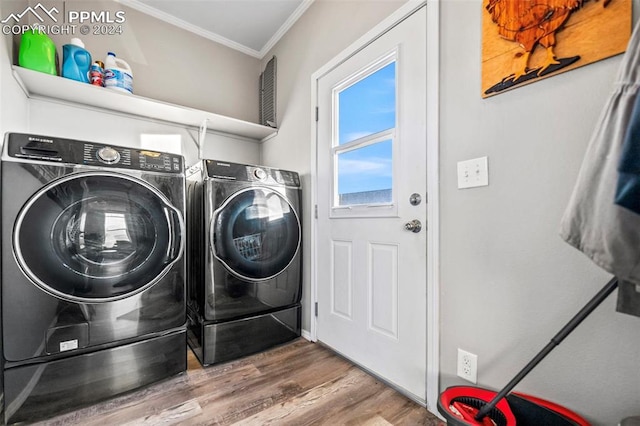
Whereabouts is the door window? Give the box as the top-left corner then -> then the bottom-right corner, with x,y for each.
14,173 -> 182,302
213,188 -> 300,281
337,138 -> 393,205
333,54 -> 396,211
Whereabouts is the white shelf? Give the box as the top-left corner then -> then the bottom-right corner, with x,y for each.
12,66 -> 277,142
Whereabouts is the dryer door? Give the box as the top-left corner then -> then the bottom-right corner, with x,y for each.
14,172 -> 184,302
213,187 -> 301,281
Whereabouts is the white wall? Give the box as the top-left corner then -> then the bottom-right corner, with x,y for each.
260,0 -> 409,333
439,1 -> 640,424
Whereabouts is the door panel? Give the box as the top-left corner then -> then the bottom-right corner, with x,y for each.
14,172 -> 183,302
331,240 -> 353,319
369,242 -> 398,338
212,187 -> 301,281
316,6 -> 427,401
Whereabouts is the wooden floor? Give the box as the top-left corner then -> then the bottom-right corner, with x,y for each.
32,338 -> 442,425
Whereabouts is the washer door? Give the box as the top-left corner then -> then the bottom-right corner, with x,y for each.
213,187 -> 300,281
14,172 -> 183,302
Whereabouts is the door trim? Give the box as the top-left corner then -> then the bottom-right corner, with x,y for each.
309,0 -> 441,416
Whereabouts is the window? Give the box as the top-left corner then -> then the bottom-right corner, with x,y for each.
332,53 -> 396,210
337,139 -> 392,205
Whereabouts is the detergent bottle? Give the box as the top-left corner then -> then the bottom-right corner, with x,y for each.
104,52 -> 133,94
61,38 -> 91,83
18,30 -> 57,75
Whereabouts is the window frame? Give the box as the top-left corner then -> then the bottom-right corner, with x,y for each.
330,49 -> 399,218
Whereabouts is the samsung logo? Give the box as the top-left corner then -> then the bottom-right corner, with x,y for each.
28,137 -> 53,143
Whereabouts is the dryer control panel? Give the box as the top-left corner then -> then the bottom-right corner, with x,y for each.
5,133 -> 183,174
205,160 -> 300,187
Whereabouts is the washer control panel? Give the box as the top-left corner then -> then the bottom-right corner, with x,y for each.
5,133 -> 184,174
84,144 -> 132,167
205,160 -> 300,187
253,168 -> 267,180
96,147 -> 121,164
84,145 -> 182,173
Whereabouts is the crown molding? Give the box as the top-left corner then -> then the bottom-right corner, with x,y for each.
259,0 -> 314,59
116,0 -> 314,60
115,0 -> 262,58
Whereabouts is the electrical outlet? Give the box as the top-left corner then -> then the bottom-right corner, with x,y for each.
457,348 -> 478,384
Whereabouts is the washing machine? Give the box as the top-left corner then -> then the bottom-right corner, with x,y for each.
187,159 -> 302,365
0,133 -> 187,424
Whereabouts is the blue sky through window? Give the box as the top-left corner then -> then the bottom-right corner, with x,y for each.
337,61 -> 395,196
338,140 -> 392,196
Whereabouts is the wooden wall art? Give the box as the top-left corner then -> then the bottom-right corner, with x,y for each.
482,0 -> 632,98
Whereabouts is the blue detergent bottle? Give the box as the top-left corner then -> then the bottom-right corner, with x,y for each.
62,38 -> 91,83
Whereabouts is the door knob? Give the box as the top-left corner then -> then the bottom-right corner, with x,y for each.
404,219 -> 422,233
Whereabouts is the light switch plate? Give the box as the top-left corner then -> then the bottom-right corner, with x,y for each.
457,156 -> 489,189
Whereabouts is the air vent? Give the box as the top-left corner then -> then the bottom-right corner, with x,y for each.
259,56 -> 277,128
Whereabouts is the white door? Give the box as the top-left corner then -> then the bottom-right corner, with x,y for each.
316,6 -> 427,401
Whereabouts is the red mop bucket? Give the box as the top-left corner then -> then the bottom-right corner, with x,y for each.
438,386 -> 589,425
438,277 -> 618,426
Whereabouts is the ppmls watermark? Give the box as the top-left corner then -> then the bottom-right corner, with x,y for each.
1,2 -> 126,36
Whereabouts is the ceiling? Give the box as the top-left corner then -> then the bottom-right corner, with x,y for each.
118,0 -> 313,59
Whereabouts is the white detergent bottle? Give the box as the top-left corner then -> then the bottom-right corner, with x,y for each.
104,52 -> 133,94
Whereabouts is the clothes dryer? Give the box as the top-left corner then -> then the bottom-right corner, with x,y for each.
187,160 -> 301,365
1,133 -> 187,424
